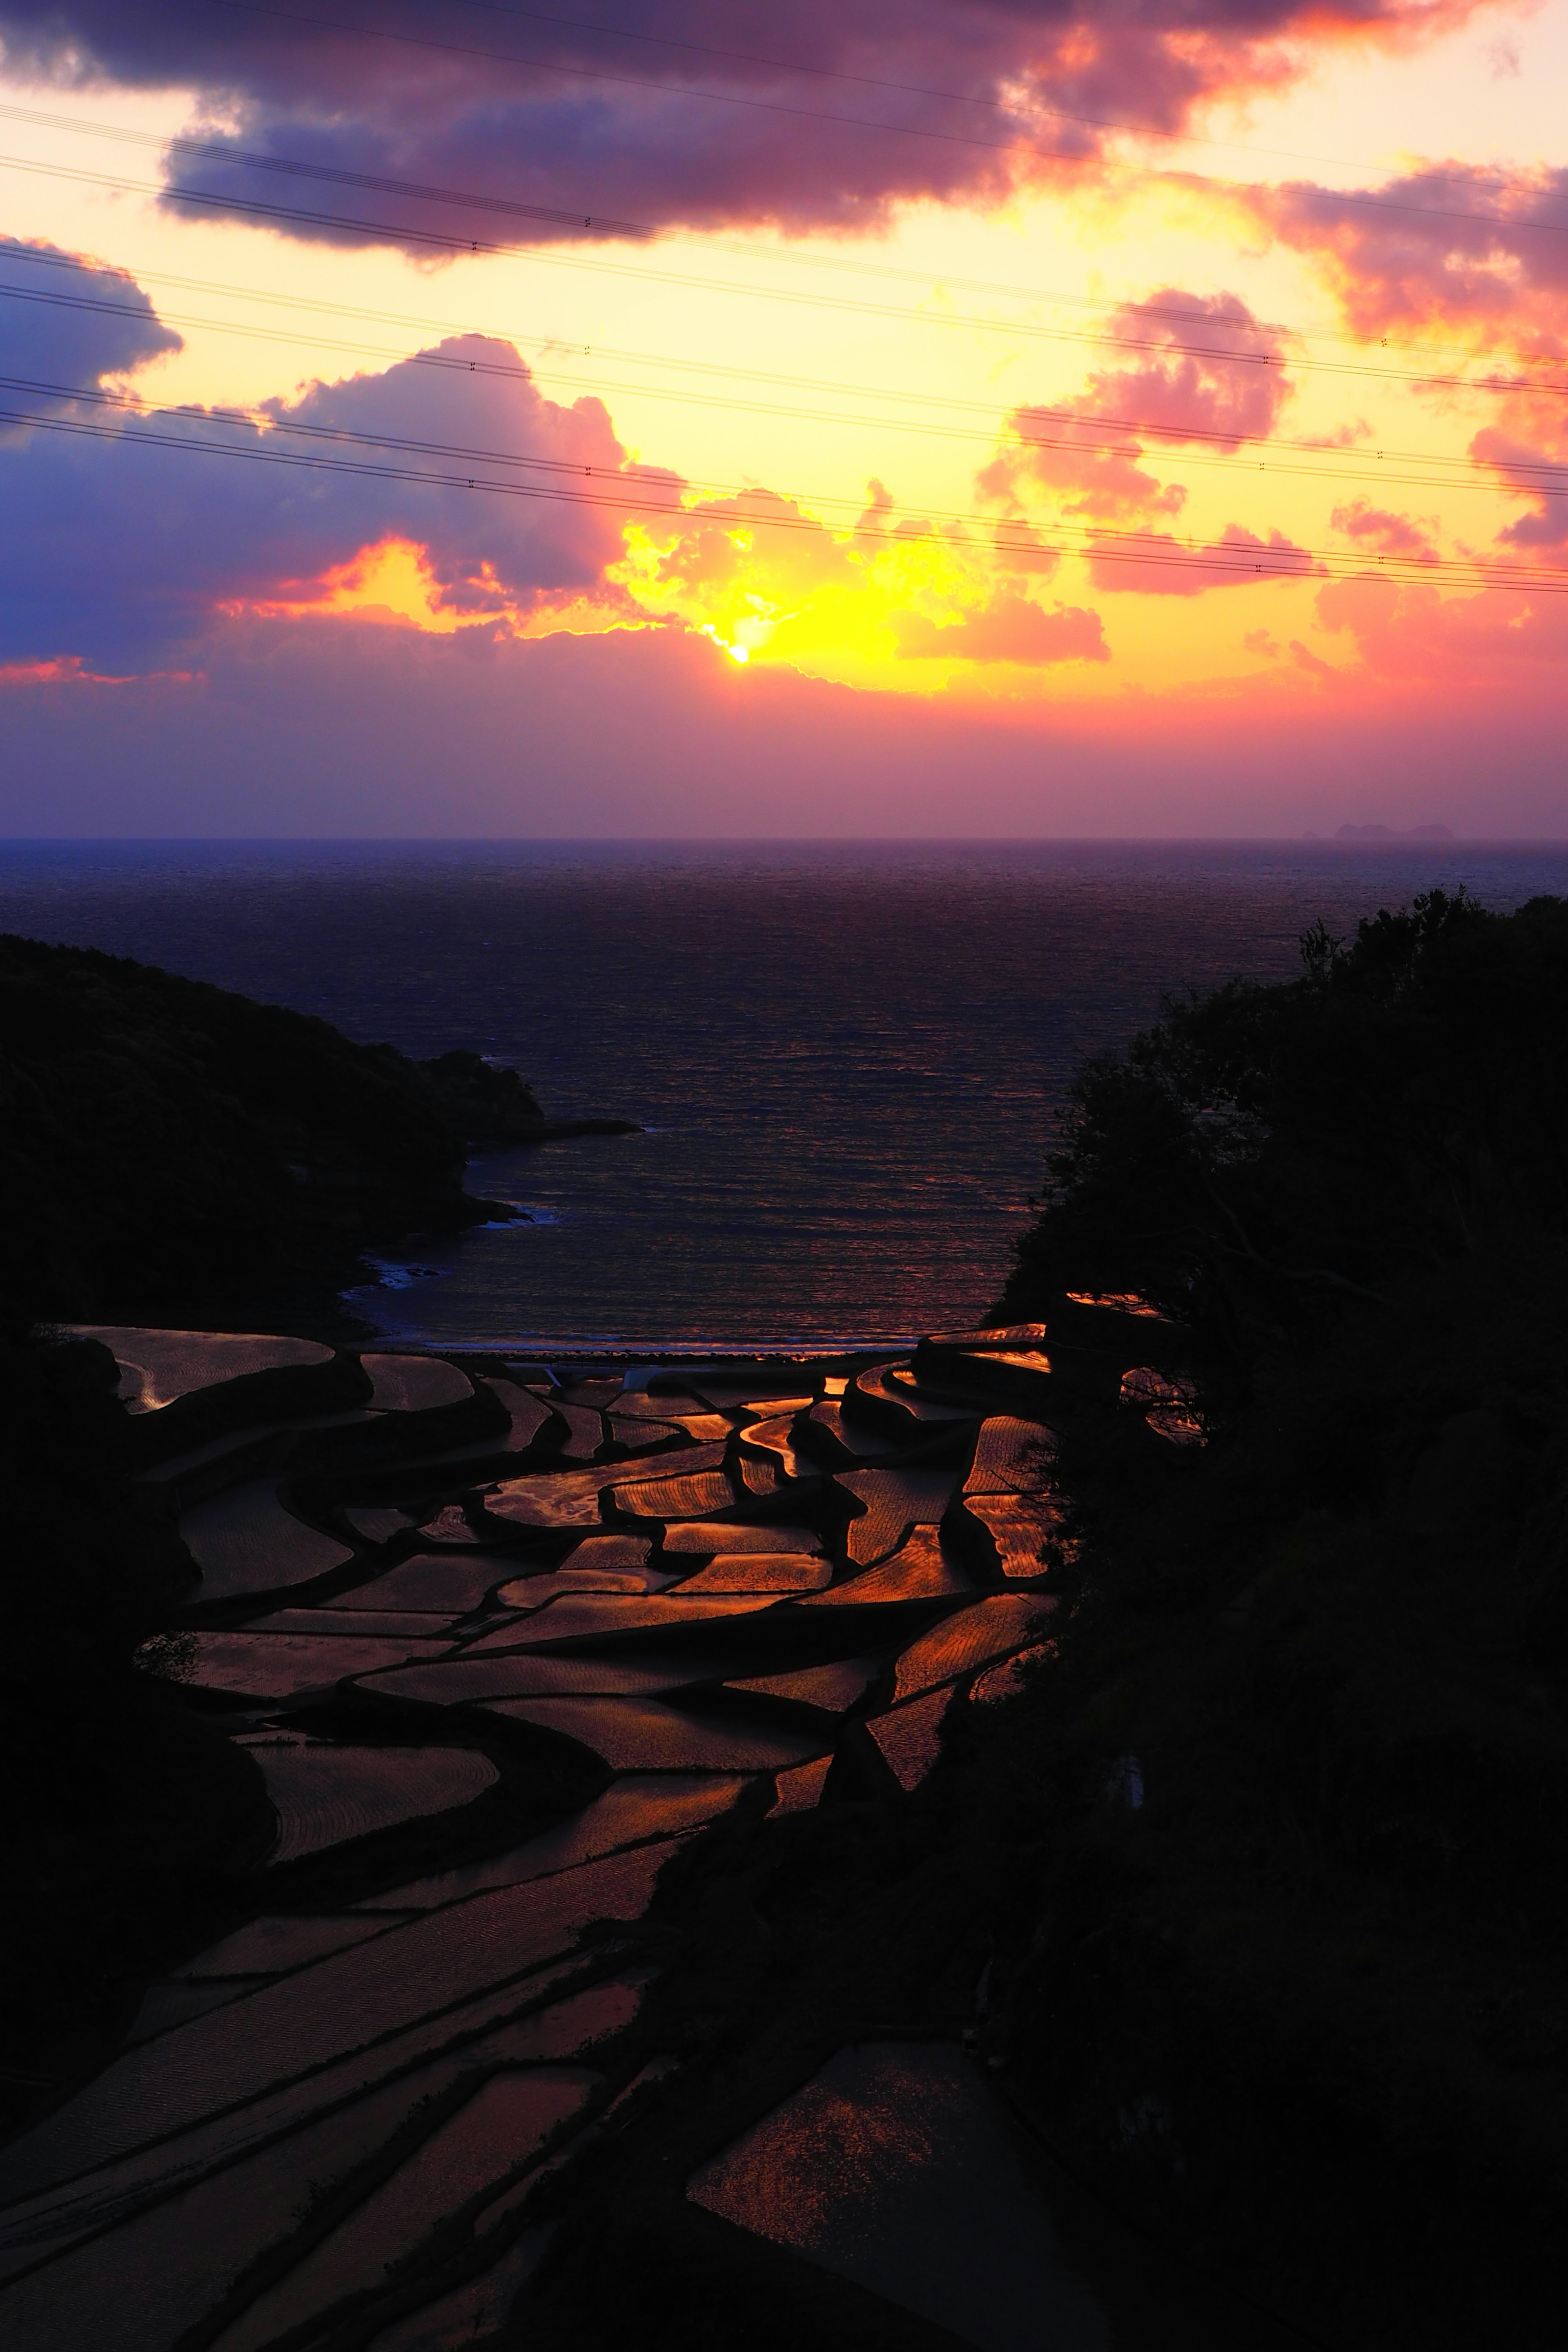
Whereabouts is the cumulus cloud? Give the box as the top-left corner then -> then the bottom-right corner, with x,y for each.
0,236 -> 180,425
1468,426 -> 1568,551
892,588 -> 1107,664
1247,164 -> 1568,338
0,260 -> 669,661
981,290 -> 1292,524
0,2 -> 1501,244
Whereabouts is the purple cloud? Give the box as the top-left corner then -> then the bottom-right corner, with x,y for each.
0,249 -> 676,660
0,236 -> 180,423
981,290 -> 1292,523
0,3 -> 1499,244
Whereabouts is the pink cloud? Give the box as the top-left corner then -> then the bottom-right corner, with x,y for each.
1246,164 -> 1568,339
1330,499 -> 1440,561
982,290 -> 1292,526
892,589 -> 1107,664
1087,523 -> 1319,595
0,253 -> 675,662
1468,426 -> 1568,552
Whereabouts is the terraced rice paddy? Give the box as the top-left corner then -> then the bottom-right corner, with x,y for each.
0,1322 -> 1116,2348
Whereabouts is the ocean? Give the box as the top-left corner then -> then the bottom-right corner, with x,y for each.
3,838 -> 1565,1350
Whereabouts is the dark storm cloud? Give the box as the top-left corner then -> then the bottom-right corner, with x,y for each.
0,2 -> 1494,243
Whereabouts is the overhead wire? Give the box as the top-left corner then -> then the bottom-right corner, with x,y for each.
4,270 -> 1565,511
9,368 -> 1567,595
4,237 -> 1566,481
193,0 -> 1568,250
7,95 -> 1568,382
5,149 -> 1567,407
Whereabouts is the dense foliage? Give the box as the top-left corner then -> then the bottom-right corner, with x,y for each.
1004,889 -> 1568,1356
977,890 -> 1568,2347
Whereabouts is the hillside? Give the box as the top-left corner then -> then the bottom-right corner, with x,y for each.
970,891 -> 1568,2346
0,933 -> 523,1322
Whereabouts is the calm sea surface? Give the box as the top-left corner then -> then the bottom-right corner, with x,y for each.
4,840 -> 1565,1350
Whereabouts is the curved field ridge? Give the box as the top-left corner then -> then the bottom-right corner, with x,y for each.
0,1842 -> 684,2205
667,1553 -> 830,1595
728,1660 -> 880,1713
160,1631 -> 454,1702
803,1528 -> 968,1608
507,1592 -> 780,1644
661,1521 -> 821,1554
359,1777 -> 750,1910
209,2069 -> 597,2352
965,1416 -> 1058,1496
179,1482 -> 354,1601
958,1493 -> 1065,1580
335,1554 -> 514,1612
892,1597 -> 1058,1706
491,1697 -> 829,1774
357,1354 -> 474,1414
247,1742 -> 500,1864
352,1652 -> 717,1706
70,1327 -> 331,1412
836,1469 -> 960,1566
177,1914 -> 403,1979
866,1689 -> 954,1793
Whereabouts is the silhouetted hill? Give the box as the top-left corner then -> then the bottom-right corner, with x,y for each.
0,933 -> 526,1322
975,890 -> 1568,2346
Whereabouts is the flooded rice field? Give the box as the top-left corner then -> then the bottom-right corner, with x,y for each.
0,1321 -> 1301,2349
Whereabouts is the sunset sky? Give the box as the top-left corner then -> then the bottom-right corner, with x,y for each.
2,0 -> 1567,833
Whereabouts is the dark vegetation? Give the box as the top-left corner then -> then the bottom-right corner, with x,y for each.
0,1316 -> 274,2127
971,891 -> 1568,2346
0,931 -> 537,1325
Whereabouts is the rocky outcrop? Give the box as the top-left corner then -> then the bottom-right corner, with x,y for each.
414,1049 -> 639,1145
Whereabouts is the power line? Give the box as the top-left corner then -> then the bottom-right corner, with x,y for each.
9,372 -> 1567,595
9,94 -> 1568,353
192,0 -> 1568,252
7,238 -> 1566,475
6,150 -> 1565,408
3,275 -> 1561,514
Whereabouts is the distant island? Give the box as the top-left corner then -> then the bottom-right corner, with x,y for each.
1332,822 -> 1455,839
